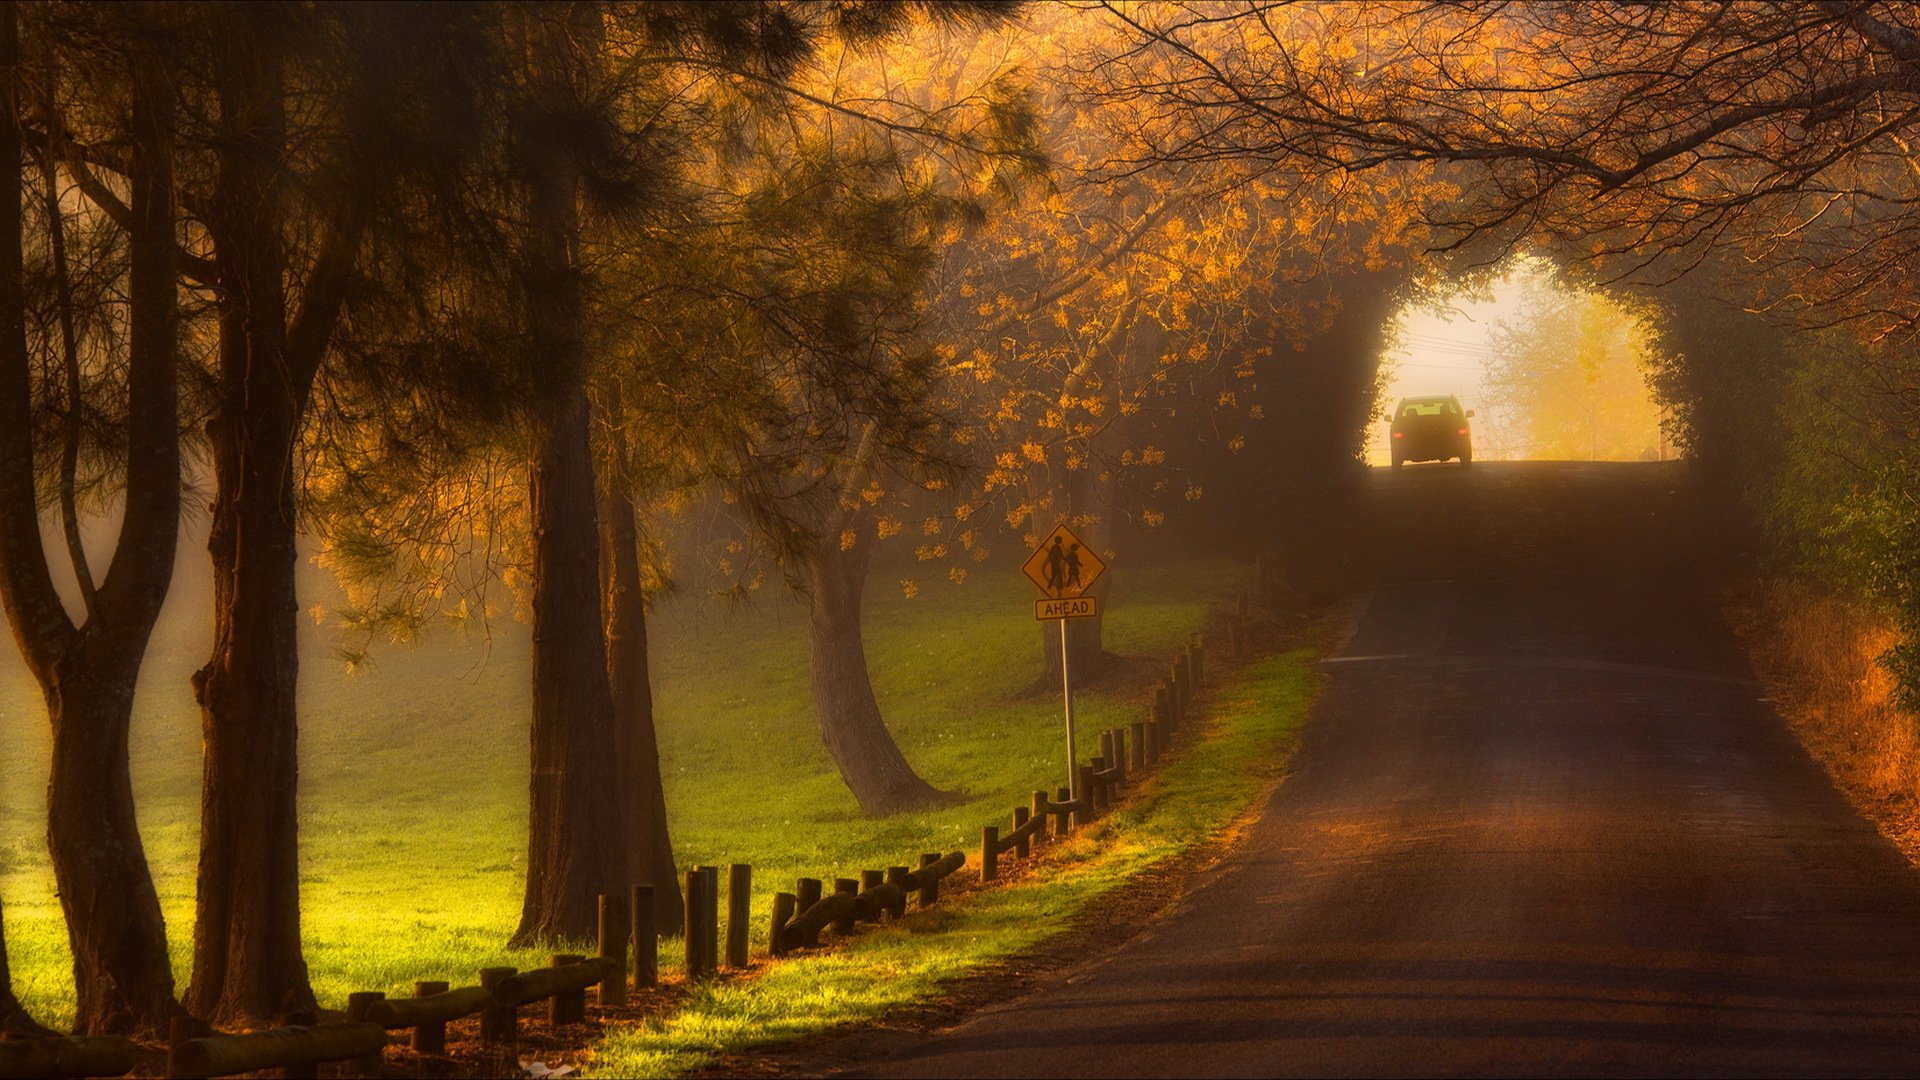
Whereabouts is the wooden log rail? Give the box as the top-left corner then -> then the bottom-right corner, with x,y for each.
168,1022 -> 387,1080
770,851 -> 966,955
481,955 -> 622,1045
363,983 -> 492,1055
0,1035 -> 136,1080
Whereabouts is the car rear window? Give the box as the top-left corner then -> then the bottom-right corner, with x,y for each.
1398,401 -> 1448,418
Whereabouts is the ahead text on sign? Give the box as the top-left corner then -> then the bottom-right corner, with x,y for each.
1035,596 -> 1099,621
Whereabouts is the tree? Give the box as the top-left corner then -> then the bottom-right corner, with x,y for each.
1091,1 -> 1920,339
1484,265 -> 1665,461
183,2 -> 492,1022
0,1 -> 184,1035
508,0 -> 1010,934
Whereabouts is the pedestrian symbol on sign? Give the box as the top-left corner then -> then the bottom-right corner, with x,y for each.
1023,524 -> 1105,600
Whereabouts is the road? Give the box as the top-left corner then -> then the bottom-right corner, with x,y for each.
840,461 -> 1920,1078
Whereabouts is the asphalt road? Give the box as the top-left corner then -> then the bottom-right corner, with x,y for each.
842,461 -> 1920,1078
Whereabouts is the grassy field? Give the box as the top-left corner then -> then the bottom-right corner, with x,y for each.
0,552 -> 1250,1030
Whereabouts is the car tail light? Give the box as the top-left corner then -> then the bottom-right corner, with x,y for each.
1457,428 -> 1467,435
1392,431 -> 1403,438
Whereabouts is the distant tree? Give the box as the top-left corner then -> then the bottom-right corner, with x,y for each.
907,7 -> 1427,680
0,1 -> 185,1035
1484,268 -> 1665,461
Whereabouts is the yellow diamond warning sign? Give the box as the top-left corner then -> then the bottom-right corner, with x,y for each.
1022,524 -> 1106,599
1036,595 -> 1099,621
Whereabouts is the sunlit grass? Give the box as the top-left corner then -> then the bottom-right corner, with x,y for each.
0,555 -> 1243,1029
591,650 -> 1317,1077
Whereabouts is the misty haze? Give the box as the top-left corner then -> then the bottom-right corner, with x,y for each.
4,3 -> 1920,1079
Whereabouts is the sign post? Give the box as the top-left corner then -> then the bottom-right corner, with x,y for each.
1022,524 -> 1107,799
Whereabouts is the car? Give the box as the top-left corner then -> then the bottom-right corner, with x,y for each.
1390,395 -> 1474,468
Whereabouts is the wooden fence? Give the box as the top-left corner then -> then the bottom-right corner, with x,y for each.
0,627 -> 1230,1079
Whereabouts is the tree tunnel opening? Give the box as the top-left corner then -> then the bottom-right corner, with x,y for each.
1371,257 -> 1673,466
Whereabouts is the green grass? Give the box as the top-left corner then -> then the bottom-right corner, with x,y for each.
0,554 -> 1250,1030
590,650 -> 1318,1077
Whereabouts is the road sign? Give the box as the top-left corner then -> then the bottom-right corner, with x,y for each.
1023,524 -> 1110,804
1021,524 -> 1107,599
1036,596 -> 1099,621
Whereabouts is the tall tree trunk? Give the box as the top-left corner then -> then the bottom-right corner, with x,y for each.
0,8 -> 182,1036
515,383 -> 625,944
187,16 -> 314,1023
598,438 -> 683,931
806,535 -> 943,816
511,4 -> 625,945
0,898 -> 51,1037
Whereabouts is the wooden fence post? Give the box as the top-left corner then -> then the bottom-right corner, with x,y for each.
860,869 -> 885,897
479,966 -> 517,1046
169,1016 -> 213,1080
346,991 -> 386,1076
599,894 -> 628,1007
684,870 -> 709,978
551,955 -> 587,1025
981,826 -> 1000,882
1190,638 -> 1204,686
726,865 -> 751,969
796,878 -> 824,947
770,892 -> 796,957
1012,807 -> 1031,858
632,884 -> 657,989
1130,722 -> 1146,770
1054,786 -> 1073,834
1031,790 -> 1051,840
1089,756 -> 1107,811
412,980 -> 450,1055
1076,766 -> 1096,824
918,853 -> 941,906
1113,727 -> 1129,781
885,867 -> 912,916
832,878 -> 860,935
697,866 -> 722,976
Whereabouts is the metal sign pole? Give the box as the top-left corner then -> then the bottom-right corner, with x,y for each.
1061,617 -> 1077,799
